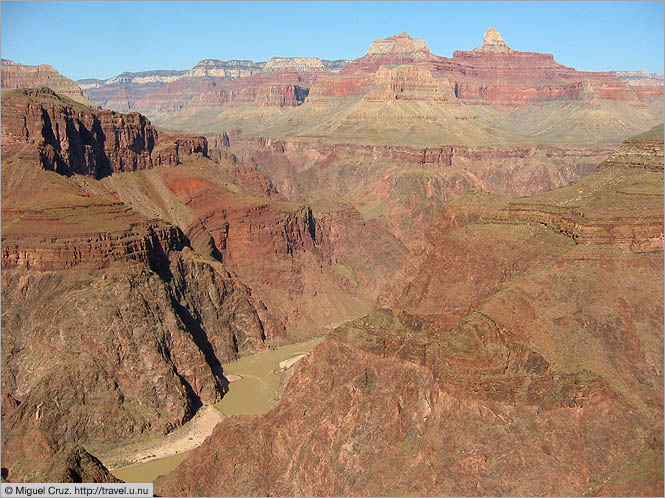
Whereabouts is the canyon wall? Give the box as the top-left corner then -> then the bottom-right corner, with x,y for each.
156,128 -> 664,497
2,59 -> 95,106
2,88 -> 207,178
0,90 -> 276,482
224,135 -> 615,246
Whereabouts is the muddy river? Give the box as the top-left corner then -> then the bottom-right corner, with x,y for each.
112,336 -> 324,482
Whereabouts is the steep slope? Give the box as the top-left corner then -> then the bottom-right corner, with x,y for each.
2,59 -> 96,107
156,127 -> 663,497
2,88 -> 410,481
96,154 -> 408,337
1,88 -> 207,178
0,91 -> 276,481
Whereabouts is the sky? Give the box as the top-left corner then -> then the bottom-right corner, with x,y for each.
1,1 -> 663,81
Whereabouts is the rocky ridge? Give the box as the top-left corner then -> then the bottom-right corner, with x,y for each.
98,154 -> 408,336
225,134 -> 615,245
2,59 -> 95,106
613,71 -> 665,87
1,88 -> 207,178
366,32 -> 430,55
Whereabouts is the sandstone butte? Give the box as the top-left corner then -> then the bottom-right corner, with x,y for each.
76,29 -> 663,148
1,28 -> 663,496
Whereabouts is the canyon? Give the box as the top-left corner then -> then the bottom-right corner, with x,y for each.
157,126 -> 665,496
1,25 -> 663,497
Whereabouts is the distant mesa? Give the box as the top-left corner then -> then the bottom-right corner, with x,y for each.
367,32 -> 430,55
473,27 -> 512,53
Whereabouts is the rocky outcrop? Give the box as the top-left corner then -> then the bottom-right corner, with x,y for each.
364,65 -> 455,102
227,135 -> 613,245
472,27 -> 512,53
78,56 -> 348,117
491,206 -> 663,252
2,59 -> 95,106
380,126 -> 664,313
38,444 -> 122,483
157,303 -> 662,497
598,125 -> 664,171
340,32 -> 438,75
1,432 -> 120,484
93,151 -> 407,337
0,90 -> 282,482
613,71 -> 665,87
366,32 -> 430,55
262,57 -> 326,73
486,129 -> 665,251
306,74 -> 373,100
1,88 -> 207,178
185,59 -> 263,79
1,246 -> 273,471
1,218 -> 186,271
447,29 -> 646,105
254,83 -> 309,107
74,29 -> 660,145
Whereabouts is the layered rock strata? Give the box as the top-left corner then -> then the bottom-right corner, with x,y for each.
1,90 -> 275,481
156,127 -> 664,497
72,30 -> 661,149
1,88 -> 207,178
2,59 -> 95,106
99,157 -> 408,337
226,135 -> 614,245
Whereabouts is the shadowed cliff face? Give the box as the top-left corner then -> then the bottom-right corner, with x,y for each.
0,91 -> 276,481
156,129 -> 664,497
98,156 -> 408,338
1,88 -> 207,178
0,89 -> 408,482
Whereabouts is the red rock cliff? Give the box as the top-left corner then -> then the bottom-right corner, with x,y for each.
1,88 -> 207,178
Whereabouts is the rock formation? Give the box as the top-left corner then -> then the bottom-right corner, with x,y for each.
0,89 -> 276,481
2,59 -> 95,106
473,27 -> 512,53
156,126 -> 664,497
226,135 -> 615,246
2,86 -> 411,483
364,65 -> 455,102
99,151 -> 408,336
2,26 -> 663,493
76,29 -> 662,146
1,88 -> 206,178
38,444 -> 122,483
366,32 -> 430,55
1,434 -> 121,484
613,70 -> 665,87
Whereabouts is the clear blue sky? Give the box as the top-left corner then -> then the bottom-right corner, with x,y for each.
2,1 -> 663,81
